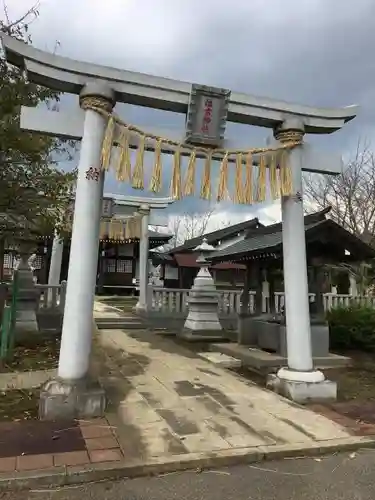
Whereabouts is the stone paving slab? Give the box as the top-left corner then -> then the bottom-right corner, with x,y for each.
92,303 -> 357,465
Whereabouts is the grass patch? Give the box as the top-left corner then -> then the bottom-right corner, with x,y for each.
326,351 -> 375,402
0,388 -> 39,421
0,336 -> 60,373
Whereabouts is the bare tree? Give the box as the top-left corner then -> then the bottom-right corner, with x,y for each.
153,205 -> 232,251
304,140 -> 375,246
304,140 -> 375,293
178,206 -> 218,242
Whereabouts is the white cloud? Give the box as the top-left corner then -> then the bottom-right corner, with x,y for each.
257,202 -> 282,225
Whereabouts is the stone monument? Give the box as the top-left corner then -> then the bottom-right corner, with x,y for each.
179,239 -> 223,341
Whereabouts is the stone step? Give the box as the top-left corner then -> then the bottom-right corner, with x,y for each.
198,351 -> 242,369
95,316 -> 145,330
95,316 -> 139,323
96,321 -> 145,330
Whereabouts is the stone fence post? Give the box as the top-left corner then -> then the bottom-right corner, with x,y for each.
59,280 -> 67,312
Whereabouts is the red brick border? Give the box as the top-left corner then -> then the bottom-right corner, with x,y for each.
0,418 -> 124,473
309,404 -> 375,436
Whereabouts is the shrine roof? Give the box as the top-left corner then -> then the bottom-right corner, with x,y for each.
210,220 -> 324,261
209,208 -> 375,263
168,217 -> 262,254
148,230 -> 171,240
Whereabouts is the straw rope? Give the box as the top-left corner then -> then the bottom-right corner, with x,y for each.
81,97 -> 303,205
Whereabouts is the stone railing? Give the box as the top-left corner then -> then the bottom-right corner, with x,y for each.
273,292 -> 316,314
151,288 -> 260,316
218,290 -> 244,315
35,281 -> 67,311
323,293 -> 375,311
151,287 -> 251,316
151,287 -> 190,314
150,287 -> 375,316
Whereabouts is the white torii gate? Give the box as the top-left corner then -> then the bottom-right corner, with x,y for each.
47,193 -> 173,312
1,33 -> 358,414
101,194 -> 174,312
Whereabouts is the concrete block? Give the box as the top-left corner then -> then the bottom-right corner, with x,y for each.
39,377 -> 106,420
243,317 -> 330,358
237,314 -> 258,345
266,374 -> 337,403
177,328 -> 225,342
198,352 -> 242,368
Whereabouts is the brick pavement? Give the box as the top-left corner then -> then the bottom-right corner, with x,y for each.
310,402 -> 375,436
0,417 -> 123,473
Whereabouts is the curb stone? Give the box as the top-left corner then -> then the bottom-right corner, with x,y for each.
1,436 -> 375,492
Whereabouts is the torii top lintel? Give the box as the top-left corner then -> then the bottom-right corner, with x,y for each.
106,193 -> 174,210
1,33 -> 358,134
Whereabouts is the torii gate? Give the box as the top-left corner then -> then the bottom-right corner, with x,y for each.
1,33 -> 357,417
47,193 -> 174,311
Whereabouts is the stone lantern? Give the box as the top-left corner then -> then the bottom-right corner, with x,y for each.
178,238 -> 223,341
12,240 -> 40,337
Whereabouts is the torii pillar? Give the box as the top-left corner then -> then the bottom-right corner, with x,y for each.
267,119 -> 337,402
40,82 -> 115,419
135,204 -> 151,314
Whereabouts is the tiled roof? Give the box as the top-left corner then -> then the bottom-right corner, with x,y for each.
148,230 -> 171,240
210,214 -> 375,262
168,217 -> 262,253
210,220 -> 325,260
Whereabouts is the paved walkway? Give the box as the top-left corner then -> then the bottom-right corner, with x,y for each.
92,301 -> 359,464
0,301 -> 369,485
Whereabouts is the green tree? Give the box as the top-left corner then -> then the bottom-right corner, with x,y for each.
0,3 -> 76,268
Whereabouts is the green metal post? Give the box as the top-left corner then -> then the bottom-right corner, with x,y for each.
8,270 -> 19,354
0,306 -> 11,360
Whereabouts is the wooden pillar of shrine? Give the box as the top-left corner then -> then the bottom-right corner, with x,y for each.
96,241 -> 105,295
253,263 -> 263,316
309,259 -> 327,318
238,261 -> 262,345
240,264 -> 251,316
266,268 -> 277,315
240,261 -> 263,316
